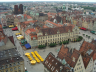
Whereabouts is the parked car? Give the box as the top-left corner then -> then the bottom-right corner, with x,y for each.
3,26 -> 8,29
9,25 -> 14,28
80,27 -> 87,31
12,27 -> 18,31
17,35 -> 24,40
15,33 -> 21,36
17,35 -> 22,37
90,30 -> 96,34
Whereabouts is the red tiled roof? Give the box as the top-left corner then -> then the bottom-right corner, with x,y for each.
45,20 -> 63,27
63,23 -> 75,29
27,15 -> 32,19
47,12 -> 56,16
83,56 -> 91,68
25,28 -> 36,35
0,25 -> 2,28
57,44 -> 80,67
79,41 -> 96,53
39,26 -> 72,36
43,52 -> 70,72
92,50 -> 96,61
30,33 -> 37,40
24,20 -> 37,24
43,25 -> 49,28
0,12 -> 8,14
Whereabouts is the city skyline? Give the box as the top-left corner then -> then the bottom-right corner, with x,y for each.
0,0 -> 96,2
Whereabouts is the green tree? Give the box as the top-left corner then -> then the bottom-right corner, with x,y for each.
38,45 -> 46,49
49,43 -> 56,47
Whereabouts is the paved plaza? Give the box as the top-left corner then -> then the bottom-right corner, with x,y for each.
2,28 -> 96,72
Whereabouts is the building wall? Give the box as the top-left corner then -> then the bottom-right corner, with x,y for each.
25,33 -> 38,48
74,55 -> 85,72
73,19 -> 77,25
93,60 -> 96,72
37,27 -> 79,46
88,22 -> 93,31
85,58 -> 93,72
92,21 -> 96,31
6,16 -> 14,26
14,18 -> 19,26
0,61 -> 24,72
82,21 -> 88,29
30,39 -> 38,48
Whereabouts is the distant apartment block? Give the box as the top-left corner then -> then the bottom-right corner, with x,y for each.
0,48 -> 24,72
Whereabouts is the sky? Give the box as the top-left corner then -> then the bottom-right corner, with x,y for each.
0,0 -> 96,2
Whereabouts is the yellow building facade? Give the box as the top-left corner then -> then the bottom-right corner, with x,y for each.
37,26 -> 79,46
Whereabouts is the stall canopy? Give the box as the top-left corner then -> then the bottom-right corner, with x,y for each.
25,43 -> 31,49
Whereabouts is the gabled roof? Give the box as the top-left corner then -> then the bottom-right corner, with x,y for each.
24,20 -> 37,24
79,41 -> 96,53
92,50 -> 96,61
8,36 -> 15,46
57,44 -> 80,67
45,20 -> 63,27
25,28 -> 36,35
39,26 -> 72,36
43,25 -> 49,28
43,52 -> 70,72
83,55 -> 91,68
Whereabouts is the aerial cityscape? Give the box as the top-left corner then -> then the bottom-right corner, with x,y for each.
0,1 -> 96,72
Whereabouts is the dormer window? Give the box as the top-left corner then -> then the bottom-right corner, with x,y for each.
52,59 -> 54,62
57,30 -> 60,34
51,66 -> 55,71
45,32 -> 47,35
48,63 -> 51,68
55,62 -> 57,65
45,60 -> 48,65
49,57 -> 51,59
73,57 -> 75,62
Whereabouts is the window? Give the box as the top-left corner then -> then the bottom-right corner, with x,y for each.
13,63 -> 16,66
9,64 -> 12,67
45,60 -> 48,65
75,69 -> 76,71
14,67 -> 16,70
1,66 -> 4,69
6,70 -> 8,72
48,63 -> 51,68
77,68 -> 78,70
10,68 -> 13,71
18,66 -> 20,69
51,66 -> 55,71
5,65 -> 8,68
81,66 -> 82,68
55,69 -> 58,72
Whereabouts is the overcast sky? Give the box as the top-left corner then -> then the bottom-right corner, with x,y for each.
0,0 -> 96,2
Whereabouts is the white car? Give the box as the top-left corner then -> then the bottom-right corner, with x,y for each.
16,35 -> 22,38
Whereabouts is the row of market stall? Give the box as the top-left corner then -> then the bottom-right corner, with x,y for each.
25,51 -> 44,65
